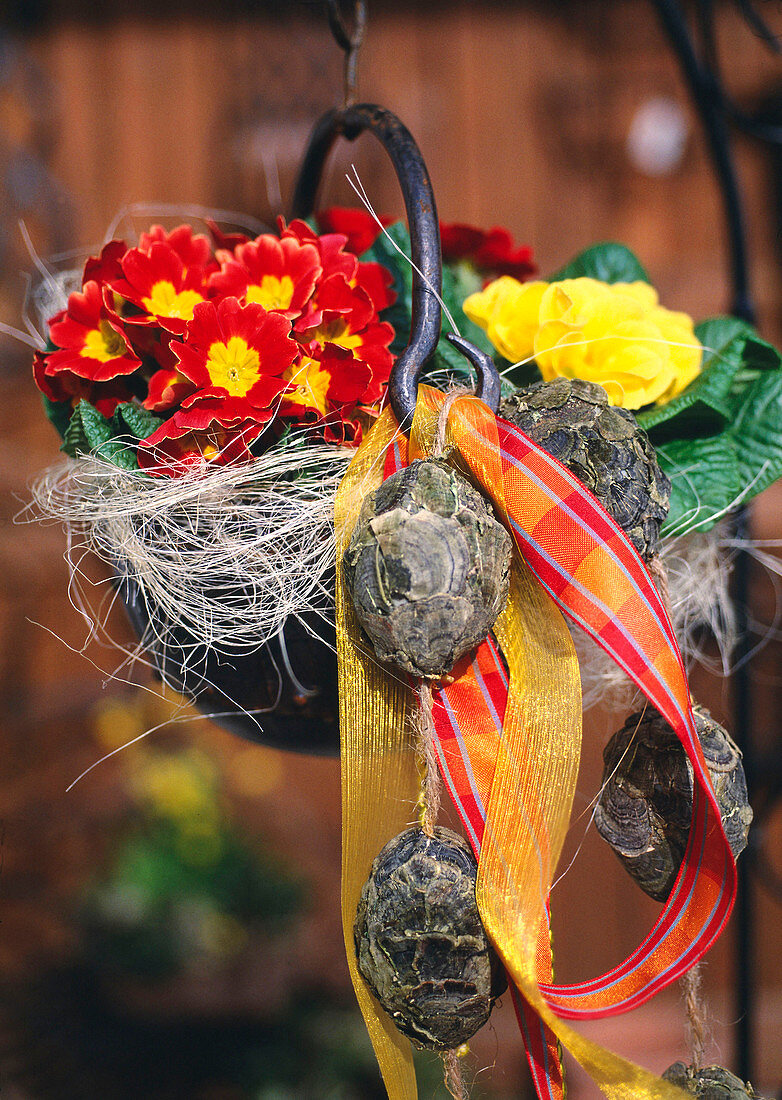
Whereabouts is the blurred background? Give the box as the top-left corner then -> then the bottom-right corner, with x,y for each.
2,1 -> 782,1097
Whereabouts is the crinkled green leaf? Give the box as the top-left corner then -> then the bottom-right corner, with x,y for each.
729,368 -> 782,499
96,437 -> 141,470
659,435 -> 741,536
113,402 -> 164,440
61,399 -> 140,470
550,242 -> 651,285
61,399 -> 115,458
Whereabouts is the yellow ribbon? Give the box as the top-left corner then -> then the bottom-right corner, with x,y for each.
335,409 -> 419,1100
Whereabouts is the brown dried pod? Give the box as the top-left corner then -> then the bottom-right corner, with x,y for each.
595,705 -> 753,901
499,377 -> 670,561
344,457 -> 512,679
663,1062 -> 766,1100
354,826 -> 507,1050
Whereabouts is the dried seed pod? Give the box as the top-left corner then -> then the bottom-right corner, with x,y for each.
499,378 -> 670,561
595,705 -> 753,901
344,458 -> 512,678
354,826 -> 507,1050
663,1062 -> 765,1100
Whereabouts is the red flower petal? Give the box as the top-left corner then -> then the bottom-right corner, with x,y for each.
169,298 -> 297,415
208,234 -> 321,320
440,221 -> 537,280
279,217 -> 357,282
206,218 -> 251,253
354,260 -> 396,311
315,207 -> 391,255
138,224 -> 216,273
83,239 -> 127,285
47,281 -> 142,382
34,351 -> 132,415
440,223 -> 486,262
111,242 -> 210,335
138,415 -> 265,476
144,367 -> 196,412
172,393 -> 279,429
473,228 -> 536,280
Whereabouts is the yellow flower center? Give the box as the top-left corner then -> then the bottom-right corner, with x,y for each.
81,320 -> 130,362
246,275 -> 295,311
285,357 -> 331,416
206,336 -> 262,397
143,280 -> 204,320
314,319 -> 362,351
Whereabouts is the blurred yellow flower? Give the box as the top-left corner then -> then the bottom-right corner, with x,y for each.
464,275 -> 702,410
131,752 -> 219,823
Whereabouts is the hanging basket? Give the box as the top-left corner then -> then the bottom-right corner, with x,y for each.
96,103 -> 498,753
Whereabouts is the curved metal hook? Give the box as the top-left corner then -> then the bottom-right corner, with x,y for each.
292,103 -> 441,429
291,103 -> 500,429
445,334 -> 502,415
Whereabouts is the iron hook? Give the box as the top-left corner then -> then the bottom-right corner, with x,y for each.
291,103 -> 500,430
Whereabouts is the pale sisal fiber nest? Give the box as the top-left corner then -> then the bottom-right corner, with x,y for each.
32,433 -> 741,714
31,436 -> 352,664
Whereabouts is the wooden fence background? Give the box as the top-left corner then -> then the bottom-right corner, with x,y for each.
2,2 -> 782,1095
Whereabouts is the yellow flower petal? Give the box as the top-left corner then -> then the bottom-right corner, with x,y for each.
464,278 -> 548,363
466,272 -> 702,410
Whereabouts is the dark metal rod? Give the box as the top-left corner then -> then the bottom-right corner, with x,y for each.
651,0 -> 755,324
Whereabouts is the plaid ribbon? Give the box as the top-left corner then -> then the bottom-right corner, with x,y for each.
380,388 -> 736,1098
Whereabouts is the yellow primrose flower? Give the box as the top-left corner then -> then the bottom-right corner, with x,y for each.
464,275 -> 702,410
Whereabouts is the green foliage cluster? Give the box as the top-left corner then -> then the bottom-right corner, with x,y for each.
58,398 -> 163,468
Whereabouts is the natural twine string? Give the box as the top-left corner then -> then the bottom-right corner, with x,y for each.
651,552 -> 709,1071
415,681 -> 441,837
681,963 -> 707,1071
442,1048 -> 468,1100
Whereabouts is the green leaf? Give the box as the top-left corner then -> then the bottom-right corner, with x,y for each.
96,437 -> 141,470
637,319 -> 747,439
550,242 -> 651,285
61,399 -> 140,470
744,331 -> 782,372
728,368 -> 782,499
61,399 -> 114,458
113,402 -> 163,440
658,435 -> 741,536
441,261 -> 494,358
697,315 -> 781,379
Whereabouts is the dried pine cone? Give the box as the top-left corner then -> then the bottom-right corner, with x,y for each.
595,705 -> 753,901
354,826 -> 506,1050
499,378 -> 670,561
663,1062 -> 766,1100
344,458 -> 512,679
